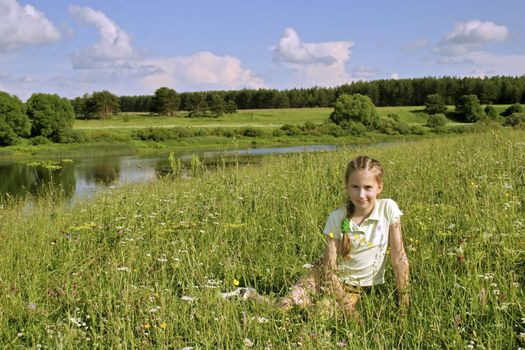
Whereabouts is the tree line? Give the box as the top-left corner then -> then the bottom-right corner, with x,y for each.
119,76 -> 525,113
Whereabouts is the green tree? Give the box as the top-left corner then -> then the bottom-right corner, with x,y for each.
186,93 -> 208,117
455,94 -> 484,122
424,94 -> 447,115
207,93 -> 225,117
26,93 -> 75,142
225,100 -> 237,114
329,93 -> 379,129
152,87 -> 180,116
0,91 -> 30,146
85,90 -> 120,118
71,95 -> 88,118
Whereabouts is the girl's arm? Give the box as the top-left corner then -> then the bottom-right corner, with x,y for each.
320,237 -> 347,299
388,218 -> 410,309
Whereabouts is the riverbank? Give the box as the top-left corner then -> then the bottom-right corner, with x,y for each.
0,105 -> 447,162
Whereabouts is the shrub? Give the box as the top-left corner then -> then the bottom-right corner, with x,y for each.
426,113 -> 448,128
133,128 -> 170,141
341,121 -> 367,136
280,124 -> 302,136
455,95 -> 483,123
302,121 -> 316,131
272,129 -> 285,137
376,118 -> 398,135
504,113 -> 525,127
386,113 -> 400,122
329,94 -> 378,129
241,127 -> 263,137
484,105 -> 498,119
502,103 -> 522,117
30,136 -> 51,145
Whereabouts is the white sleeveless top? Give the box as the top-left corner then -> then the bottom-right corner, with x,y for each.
323,198 -> 403,286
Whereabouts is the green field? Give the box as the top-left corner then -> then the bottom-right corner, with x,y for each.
1,130 -> 524,348
74,106 -> 430,131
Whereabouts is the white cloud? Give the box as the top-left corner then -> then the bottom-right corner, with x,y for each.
69,5 -> 137,68
69,5 -> 162,84
142,52 -> 266,91
0,0 -> 61,51
273,28 -> 337,65
445,20 -> 508,44
390,73 -> 400,80
272,28 -> 354,87
435,20 -> 509,58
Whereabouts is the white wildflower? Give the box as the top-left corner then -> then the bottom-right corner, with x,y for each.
116,267 -> 130,272
257,316 -> 269,323
181,296 -> 196,302
243,338 -> 254,348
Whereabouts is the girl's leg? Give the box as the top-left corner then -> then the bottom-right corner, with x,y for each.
279,263 -> 322,309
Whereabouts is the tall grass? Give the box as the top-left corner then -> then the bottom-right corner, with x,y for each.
0,130 -> 524,348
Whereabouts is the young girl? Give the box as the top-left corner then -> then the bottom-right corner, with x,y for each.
280,155 -> 410,317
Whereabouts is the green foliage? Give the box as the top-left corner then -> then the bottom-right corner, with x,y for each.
386,113 -> 400,122
504,112 -> 525,127
89,90 -> 120,118
426,113 -> 448,128
153,87 -> 180,116
424,93 -> 448,115
241,127 -> 263,137
207,93 -> 226,117
329,93 -> 379,129
225,100 -> 237,114
26,93 -> 75,142
484,105 -> 498,119
73,91 -> 120,119
316,123 -> 345,137
502,103 -> 522,117
0,91 -> 30,146
185,93 -> 209,117
455,94 -> 484,123
376,116 -> 411,135
29,135 -> 51,145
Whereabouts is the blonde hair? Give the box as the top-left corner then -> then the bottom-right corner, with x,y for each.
340,156 -> 384,260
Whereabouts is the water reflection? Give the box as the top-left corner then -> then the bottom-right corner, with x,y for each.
0,162 -> 75,199
0,144 -> 337,202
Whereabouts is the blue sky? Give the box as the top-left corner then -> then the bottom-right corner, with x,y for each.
1,0 -> 524,100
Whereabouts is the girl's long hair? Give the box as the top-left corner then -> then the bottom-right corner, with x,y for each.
340,156 -> 384,260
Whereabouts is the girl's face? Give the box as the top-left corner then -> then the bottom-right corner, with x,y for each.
346,169 -> 383,215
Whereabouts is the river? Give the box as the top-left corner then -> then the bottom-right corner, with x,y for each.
0,144 -> 337,203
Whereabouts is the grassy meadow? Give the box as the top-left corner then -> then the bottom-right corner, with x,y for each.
74,106 -> 430,130
1,130 -> 524,348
